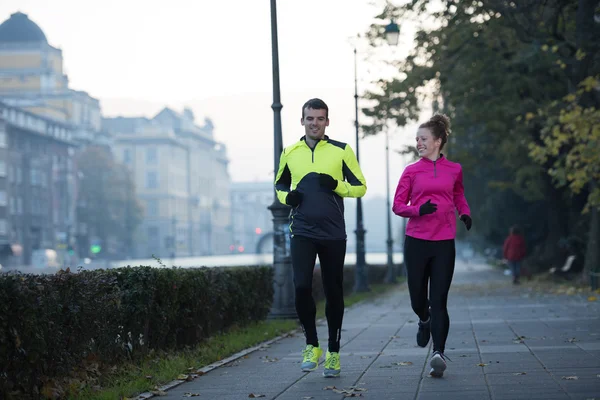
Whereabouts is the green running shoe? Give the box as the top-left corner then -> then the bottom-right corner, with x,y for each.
301,344 -> 323,372
323,351 -> 341,377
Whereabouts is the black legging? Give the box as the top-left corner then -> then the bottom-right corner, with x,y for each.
404,235 -> 456,353
291,235 -> 346,353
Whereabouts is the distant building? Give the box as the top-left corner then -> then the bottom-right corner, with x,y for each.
230,181 -> 273,254
0,101 -> 75,266
104,107 -> 232,258
0,11 -> 108,146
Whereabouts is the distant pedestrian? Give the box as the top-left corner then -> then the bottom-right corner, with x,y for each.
503,225 -> 527,284
274,98 -> 367,377
392,114 -> 472,378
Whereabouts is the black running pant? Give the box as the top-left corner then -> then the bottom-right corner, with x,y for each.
404,235 -> 456,353
291,235 -> 346,353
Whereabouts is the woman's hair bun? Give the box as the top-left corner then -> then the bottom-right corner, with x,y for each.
430,114 -> 451,136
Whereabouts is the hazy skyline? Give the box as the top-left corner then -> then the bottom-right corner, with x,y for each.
0,0 -> 427,199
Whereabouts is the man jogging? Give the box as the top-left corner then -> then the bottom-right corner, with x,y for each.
274,98 -> 367,377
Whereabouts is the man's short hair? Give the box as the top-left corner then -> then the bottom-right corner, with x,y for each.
301,98 -> 328,119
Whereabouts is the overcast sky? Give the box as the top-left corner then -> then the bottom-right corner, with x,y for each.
1,0 -> 428,199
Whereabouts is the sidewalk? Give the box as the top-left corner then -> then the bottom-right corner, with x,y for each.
154,261 -> 600,400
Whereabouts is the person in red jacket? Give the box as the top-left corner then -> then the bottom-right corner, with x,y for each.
503,225 -> 527,284
392,113 -> 472,378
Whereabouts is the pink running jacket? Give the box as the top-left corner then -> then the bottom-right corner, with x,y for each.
392,155 -> 471,241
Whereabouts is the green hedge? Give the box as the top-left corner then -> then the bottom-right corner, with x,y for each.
0,266 -> 273,399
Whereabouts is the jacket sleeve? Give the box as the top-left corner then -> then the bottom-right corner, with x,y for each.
333,144 -> 367,198
392,168 -> 420,217
274,149 -> 292,205
453,166 -> 471,216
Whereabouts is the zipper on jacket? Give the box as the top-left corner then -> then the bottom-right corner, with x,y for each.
311,147 -> 315,163
433,159 -> 437,178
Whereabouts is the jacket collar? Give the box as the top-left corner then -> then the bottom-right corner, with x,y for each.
300,134 -> 329,142
419,154 -> 446,164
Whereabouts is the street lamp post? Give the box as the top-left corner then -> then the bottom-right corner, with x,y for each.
384,127 -> 396,283
384,20 -> 400,284
353,44 -> 369,293
268,0 -> 296,319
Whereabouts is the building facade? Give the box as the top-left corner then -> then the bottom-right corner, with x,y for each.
230,181 -> 274,254
0,12 -> 108,147
0,101 -> 75,267
104,107 -> 232,258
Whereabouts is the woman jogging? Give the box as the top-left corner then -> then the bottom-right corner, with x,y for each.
392,114 -> 472,378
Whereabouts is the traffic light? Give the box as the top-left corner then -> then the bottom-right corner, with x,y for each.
90,237 -> 102,255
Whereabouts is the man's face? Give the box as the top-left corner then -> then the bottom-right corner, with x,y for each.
301,107 -> 329,140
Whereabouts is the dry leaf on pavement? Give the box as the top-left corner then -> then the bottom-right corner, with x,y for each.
248,394 -> 266,398
562,376 -> 578,380
183,393 -> 201,397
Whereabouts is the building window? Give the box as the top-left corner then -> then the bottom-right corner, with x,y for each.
9,197 -> 15,214
0,191 -> 6,206
145,171 -> 158,189
148,226 -> 158,237
145,199 -> 158,216
0,131 -> 6,148
17,197 -> 23,214
0,160 -> 5,177
146,147 -> 158,164
123,148 -> 132,164
0,219 -> 6,235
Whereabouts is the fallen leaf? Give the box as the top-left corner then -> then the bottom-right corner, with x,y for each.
177,374 -> 189,380
392,361 -> 413,366
323,386 -> 338,390
151,390 -> 167,396
567,338 -> 578,343
513,372 -> 526,375
195,370 -> 205,376
562,376 -> 578,380
477,363 -> 488,367
459,355 -> 469,357
348,387 -> 367,392
588,296 -> 597,302
145,375 -> 153,379
243,355 -> 250,359
302,397 -> 314,400
360,356 -> 371,359
183,393 -> 201,397
248,394 -> 265,398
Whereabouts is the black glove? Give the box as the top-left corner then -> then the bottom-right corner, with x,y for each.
460,214 -> 472,231
318,174 -> 338,190
419,199 -> 437,216
285,190 -> 303,207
